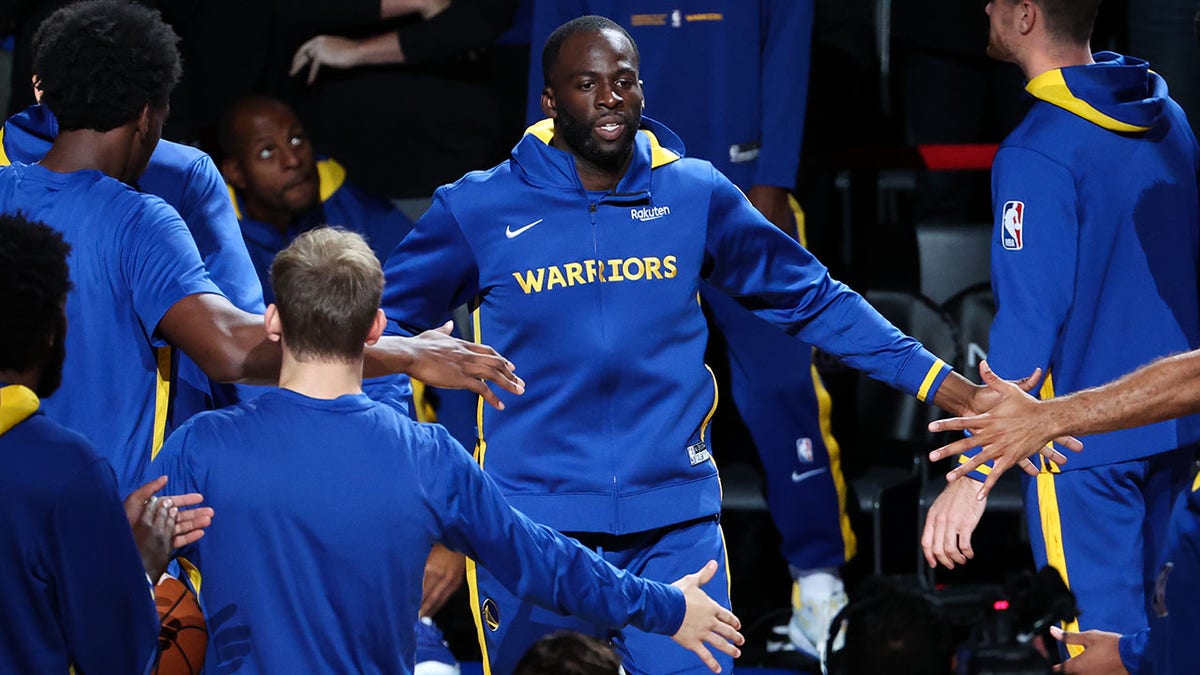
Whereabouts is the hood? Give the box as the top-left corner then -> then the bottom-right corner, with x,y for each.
512,115 -> 684,194
0,104 -> 56,165
0,384 -> 40,437
1026,52 -> 1165,133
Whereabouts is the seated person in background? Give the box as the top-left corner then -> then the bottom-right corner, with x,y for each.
0,214 -> 211,673
218,94 -> 412,305
514,632 -> 626,675
146,227 -> 743,674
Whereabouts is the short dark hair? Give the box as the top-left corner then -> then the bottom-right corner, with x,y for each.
514,632 -> 623,675
1036,0 -> 1103,44
33,0 -> 181,132
843,580 -> 954,675
0,214 -> 72,373
542,15 -> 638,86
269,227 -> 383,362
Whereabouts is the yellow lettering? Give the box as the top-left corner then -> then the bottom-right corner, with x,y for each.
643,257 -> 662,279
607,259 -> 625,282
564,262 -> 586,286
546,266 -> 567,290
585,259 -> 598,283
512,269 -> 545,294
622,257 -> 645,280
663,255 -> 678,279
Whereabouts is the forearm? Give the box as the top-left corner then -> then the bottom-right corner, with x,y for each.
1046,350 -> 1200,437
363,336 -> 416,378
380,0 -> 444,19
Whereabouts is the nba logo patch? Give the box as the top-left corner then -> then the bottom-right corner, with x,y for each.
1001,201 -> 1024,250
796,438 -> 814,464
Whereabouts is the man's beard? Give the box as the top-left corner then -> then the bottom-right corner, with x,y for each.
35,314 -> 66,398
554,106 -> 639,173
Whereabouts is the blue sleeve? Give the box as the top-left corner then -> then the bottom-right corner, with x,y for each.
121,200 -> 225,348
178,154 -> 266,314
753,0 -> 813,188
525,0 -> 589,125
419,426 -> 687,634
703,170 -> 951,400
1118,628 -> 1148,674
960,146 -> 1078,479
380,188 -> 482,334
50,458 -> 158,674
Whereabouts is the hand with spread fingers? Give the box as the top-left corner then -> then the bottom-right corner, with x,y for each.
670,560 -> 744,673
930,361 -> 1083,499
290,35 -> 364,85
1050,626 -> 1129,674
124,476 -> 214,580
376,321 -> 525,411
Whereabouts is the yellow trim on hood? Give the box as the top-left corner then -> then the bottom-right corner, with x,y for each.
524,119 -> 681,169
1025,69 -> 1152,133
0,384 -> 39,436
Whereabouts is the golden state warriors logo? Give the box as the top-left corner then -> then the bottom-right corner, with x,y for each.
482,598 -> 501,631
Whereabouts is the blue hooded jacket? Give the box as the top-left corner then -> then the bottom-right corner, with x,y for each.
383,116 -> 951,534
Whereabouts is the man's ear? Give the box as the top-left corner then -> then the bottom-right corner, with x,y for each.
364,309 -> 386,346
265,304 -> 283,343
1017,0 -> 1038,35
541,86 -> 557,119
221,157 -> 246,191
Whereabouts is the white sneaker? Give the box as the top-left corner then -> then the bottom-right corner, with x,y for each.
787,571 -> 848,662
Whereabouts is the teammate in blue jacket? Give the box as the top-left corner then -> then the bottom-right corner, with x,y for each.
0,214 -> 175,675
526,3 -> 849,656
921,1 -> 1200,671
218,95 -> 412,305
381,16 -> 1041,673
0,0 -> 523,496
147,227 -> 744,674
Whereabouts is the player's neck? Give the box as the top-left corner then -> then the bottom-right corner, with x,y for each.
277,349 -> 364,399
40,127 -> 140,184
1019,42 -> 1095,81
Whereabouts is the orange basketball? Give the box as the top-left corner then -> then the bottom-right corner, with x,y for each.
153,577 -> 208,675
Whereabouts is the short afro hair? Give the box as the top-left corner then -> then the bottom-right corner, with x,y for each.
542,15 -> 638,86
0,213 -> 72,373
33,0 -> 181,132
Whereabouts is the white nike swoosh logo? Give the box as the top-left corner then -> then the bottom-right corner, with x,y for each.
505,218 -> 543,239
791,467 -> 828,483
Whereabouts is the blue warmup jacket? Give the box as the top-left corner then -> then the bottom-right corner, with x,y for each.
0,162 -> 223,494
527,0 -> 812,190
964,52 -> 1200,478
0,385 -> 158,674
382,117 -> 951,535
148,389 -> 686,674
0,105 -> 266,431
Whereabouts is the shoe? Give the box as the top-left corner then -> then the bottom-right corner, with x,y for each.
787,571 -> 848,663
414,617 -> 460,675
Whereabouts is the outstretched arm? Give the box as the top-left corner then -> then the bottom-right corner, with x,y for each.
931,352 -> 1200,475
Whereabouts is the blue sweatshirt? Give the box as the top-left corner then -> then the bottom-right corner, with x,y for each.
0,163 -> 223,494
963,52 -> 1200,478
527,0 -> 812,190
382,117 -> 950,534
148,389 -> 686,674
0,105 -> 266,430
0,385 -> 158,674
1145,474 -> 1200,674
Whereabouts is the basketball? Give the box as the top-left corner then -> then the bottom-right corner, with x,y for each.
153,577 -> 208,675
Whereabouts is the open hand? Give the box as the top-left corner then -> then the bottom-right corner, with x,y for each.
931,361 -> 1082,498
670,560 -> 744,673
921,478 -> 986,569
419,544 -> 465,618
395,322 -> 524,410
